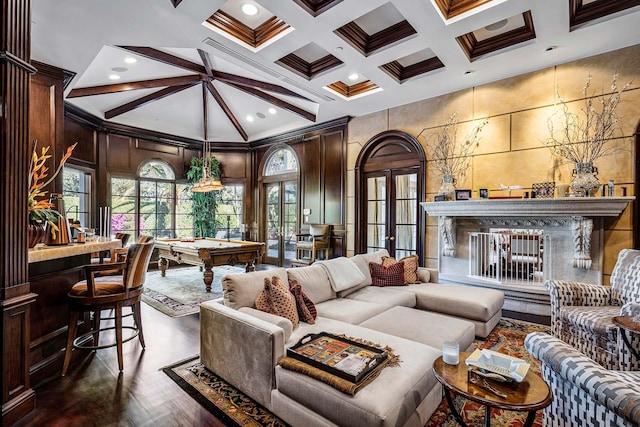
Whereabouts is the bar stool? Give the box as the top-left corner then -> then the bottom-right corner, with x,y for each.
62,240 -> 155,375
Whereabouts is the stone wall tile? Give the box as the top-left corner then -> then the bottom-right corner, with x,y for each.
348,111 -> 388,147
512,106 -> 556,151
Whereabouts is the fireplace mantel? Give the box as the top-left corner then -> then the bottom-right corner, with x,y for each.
421,197 -> 634,218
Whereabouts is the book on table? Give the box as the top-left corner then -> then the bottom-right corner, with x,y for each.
287,332 -> 388,383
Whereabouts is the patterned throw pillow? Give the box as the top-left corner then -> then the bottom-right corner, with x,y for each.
369,261 -> 405,287
255,276 -> 299,328
289,280 -> 317,324
382,254 -> 420,284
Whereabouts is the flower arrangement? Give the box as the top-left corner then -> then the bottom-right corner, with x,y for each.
28,141 -> 77,234
544,73 -> 631,164
417,112 -> 489,179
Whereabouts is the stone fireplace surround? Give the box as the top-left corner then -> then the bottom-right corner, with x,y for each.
421,197 -> 634,317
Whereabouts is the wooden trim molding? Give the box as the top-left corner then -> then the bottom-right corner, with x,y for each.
334,20 -> 417,57
569,0 -> 640,30
380,56 -> 445,83
276,52 -> 343,80
205,11 -> 291,50
325,80 -> 380,98
433,0 -> 493,20
456,11 -> 536,62
292,0 -> 344,17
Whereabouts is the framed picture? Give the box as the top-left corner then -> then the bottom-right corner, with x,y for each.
434,194 -> 448,202
478,188 -> 490,199
455,189 -> 472,200
532,182 -> 555,198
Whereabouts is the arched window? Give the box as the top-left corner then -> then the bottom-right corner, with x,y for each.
265,147 -> 298,176
139,160 -> 175,180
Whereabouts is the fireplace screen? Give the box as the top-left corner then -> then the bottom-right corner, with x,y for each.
469,231 -> 546,284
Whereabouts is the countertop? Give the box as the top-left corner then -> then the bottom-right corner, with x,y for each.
28,237 -> 122,263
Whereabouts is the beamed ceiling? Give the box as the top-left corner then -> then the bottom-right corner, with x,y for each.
31,0 -> 640,145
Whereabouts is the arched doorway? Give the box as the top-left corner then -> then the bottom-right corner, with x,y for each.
355,131 -> 426,261
260,145 -> 300,266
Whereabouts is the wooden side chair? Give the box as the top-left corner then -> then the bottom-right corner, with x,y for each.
295,224 -> 332,262
62,240 -> 155,375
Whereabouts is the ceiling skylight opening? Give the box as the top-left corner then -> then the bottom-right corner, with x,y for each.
268,107 -> 277,115
124,57 -> 137,64
108,74 -> 121,80
241,3 -> 259,16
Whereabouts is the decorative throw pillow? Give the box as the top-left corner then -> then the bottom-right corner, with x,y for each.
369,261 -> 405,287
255,276 -> 299,328
382,254 -> 420,284
289,280 -> 317,324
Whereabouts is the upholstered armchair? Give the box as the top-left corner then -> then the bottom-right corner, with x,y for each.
295,224 -> 331,262
525,332 -> 640,427
546,248 -> 640,371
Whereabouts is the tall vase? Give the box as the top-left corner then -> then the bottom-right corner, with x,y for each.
28,223 -> 46,248
438,174 -> 456,201
571,162 -> 599,197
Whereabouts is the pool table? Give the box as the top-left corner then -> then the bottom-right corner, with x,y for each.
155,238 -> 265,292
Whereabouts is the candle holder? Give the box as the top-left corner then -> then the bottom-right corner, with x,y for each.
442,341 -> 459,365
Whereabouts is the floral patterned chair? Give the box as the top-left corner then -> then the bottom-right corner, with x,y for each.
545,248 -> 640,371
525,332 -> 640,427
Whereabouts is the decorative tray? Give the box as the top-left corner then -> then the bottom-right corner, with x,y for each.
465,349 -> 530,382
287,333 -> 387,383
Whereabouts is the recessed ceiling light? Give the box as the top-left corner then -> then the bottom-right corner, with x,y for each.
246,115 -> 254,122
348,73 -> 359,81
256,112 -> 266,119
464,70 -> 474,75
108,74 -> 121,80
485,19 -> 508,31
124,57 -> 137,64
545,46 -> 557,52
242,3 -> 258,16
268,108 -> 276,115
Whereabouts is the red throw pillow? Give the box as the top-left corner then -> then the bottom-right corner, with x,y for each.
289,280 -> 317,324
369,261 -> 405,287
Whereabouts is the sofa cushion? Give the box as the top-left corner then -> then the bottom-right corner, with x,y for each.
382,254 -> 420,284
287,264 -> 335,303
559,305 -> 620,342
370,261 -> 406,287
222,268 -> 288,310
256,277 -> 299,329
359,306 -> 476,352
315,257 -> 366,292
405,282 -> 504,322
314,299 -> 392,325
289,280 -> 317,324
278,317 -> 441,427
342,249 -> 390,297
345,286 -> 416,308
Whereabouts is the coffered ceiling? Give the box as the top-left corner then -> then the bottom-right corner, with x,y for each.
31,0 -> 640,144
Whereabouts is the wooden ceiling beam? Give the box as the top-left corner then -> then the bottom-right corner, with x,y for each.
198,49 -> 214,78
104,83 -> 197,119
204,81 -> 248,142
116,46 -> 207,75
67,75 -> 202,98
211,70 -> 313,102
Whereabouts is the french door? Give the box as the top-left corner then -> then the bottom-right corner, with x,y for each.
364,169 -> 419,258
264,181 -> 298,265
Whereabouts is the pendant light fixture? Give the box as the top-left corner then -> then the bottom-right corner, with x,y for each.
192,84 -> 224,193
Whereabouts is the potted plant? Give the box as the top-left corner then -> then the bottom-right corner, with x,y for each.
417,113 -> 488,200
28,141 -> 77,247
545,73 -> 631,197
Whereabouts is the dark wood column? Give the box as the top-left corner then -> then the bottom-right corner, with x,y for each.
1,0 -> 38,425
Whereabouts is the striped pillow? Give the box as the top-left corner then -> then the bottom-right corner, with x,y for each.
382,254 -> 420,284
369,261 -> 405,287
289,280 -> 317,324
255,276 -> 299,328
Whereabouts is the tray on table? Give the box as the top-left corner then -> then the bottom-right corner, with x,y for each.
286,332 -> 388,383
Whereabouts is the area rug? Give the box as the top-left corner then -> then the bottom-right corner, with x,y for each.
142,265 -> 245,317
163,318 -> 551,426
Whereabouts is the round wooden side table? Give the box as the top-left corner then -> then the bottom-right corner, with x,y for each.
613,315 -> 640,359
433,352 -> 553,427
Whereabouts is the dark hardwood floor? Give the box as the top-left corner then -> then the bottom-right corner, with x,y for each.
15,304 -> 227,427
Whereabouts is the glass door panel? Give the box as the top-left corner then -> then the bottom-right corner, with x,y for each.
394,173 -> 418,257
264,181 -> 298,266
366,175 -> 388,253
283,182 -> 297,264
265,183 -> 280,263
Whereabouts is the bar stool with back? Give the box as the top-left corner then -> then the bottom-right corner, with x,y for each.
62,240 -> 155,375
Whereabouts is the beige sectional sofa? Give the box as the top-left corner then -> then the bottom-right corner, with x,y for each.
200,250 -> 504,427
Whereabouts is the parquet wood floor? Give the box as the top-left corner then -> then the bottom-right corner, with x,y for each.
15,303 -> 226,427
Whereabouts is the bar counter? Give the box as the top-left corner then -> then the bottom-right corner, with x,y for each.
28,237 -> 122,386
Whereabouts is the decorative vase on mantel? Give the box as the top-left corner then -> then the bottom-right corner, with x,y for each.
438,174 -> 457,201
571,162 -> 600,197
28,222 -> 46,248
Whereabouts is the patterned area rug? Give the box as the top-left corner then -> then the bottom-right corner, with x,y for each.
163,318 -> 550,426
142,265 -> 245,317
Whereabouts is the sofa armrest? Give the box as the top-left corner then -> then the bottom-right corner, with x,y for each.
418,267 -> 437,283
238,306 -> 294,341
525,332 -> 640,426
545,280 -> 611,307
621,301 -> 640,316
200,301 -> 286,409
